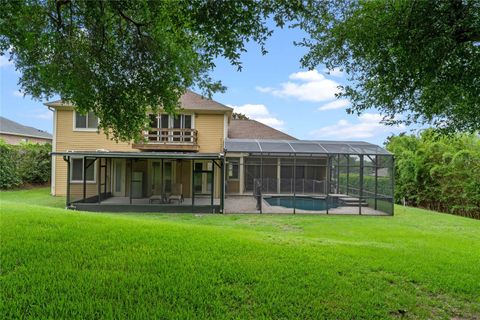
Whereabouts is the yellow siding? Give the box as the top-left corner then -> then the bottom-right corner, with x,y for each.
196,114 -> 225,153
55,109 -> 134,152
54,108 -> 135,195
53,109 -> 226,196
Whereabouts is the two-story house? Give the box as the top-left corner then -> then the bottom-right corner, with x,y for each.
48,90 -> 395,215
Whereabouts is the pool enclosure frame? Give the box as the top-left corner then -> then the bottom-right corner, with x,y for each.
51,139 -> 394,215
224,139 -> 395,215
51,151 -> 225,213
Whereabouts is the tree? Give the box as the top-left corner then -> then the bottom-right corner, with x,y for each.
232,112 -> 250,120
386,130 -> 480,219
298,0 -> 480,133
2,1 -> 479,139
0,0 -> 299,141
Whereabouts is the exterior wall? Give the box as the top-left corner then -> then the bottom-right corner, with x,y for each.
0,133 -> 51,145
53,107 -> 226,196
53,108 -> 135,196
196,114 -> 225,153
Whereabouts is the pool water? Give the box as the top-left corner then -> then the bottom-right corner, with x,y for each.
264,196 -> 336,211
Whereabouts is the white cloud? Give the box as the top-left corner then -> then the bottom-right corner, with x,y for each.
230,103 -> 269,117
255,86 -> 274,93
289,70 -> 324,82
256,69 -> 342,102
310,113 -> 404,139
12,90 -> 24,97
318,99 -> 350,111
228,103 -> 284,129
0,55 -> 13,67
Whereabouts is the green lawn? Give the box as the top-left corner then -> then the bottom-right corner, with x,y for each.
1,188 -> 479,319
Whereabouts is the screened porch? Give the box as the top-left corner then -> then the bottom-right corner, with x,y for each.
52,151 -> 225,213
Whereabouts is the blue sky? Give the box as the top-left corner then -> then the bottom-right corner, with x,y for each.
1,25 -> 411,146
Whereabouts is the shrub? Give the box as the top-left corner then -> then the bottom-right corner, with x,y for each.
0,140 -> 51,189
386,130 -> 480,219
0,141 -> 21,189
17,143 -> 51,184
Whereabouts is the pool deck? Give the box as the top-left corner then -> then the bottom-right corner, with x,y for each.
224,195 -> 390,216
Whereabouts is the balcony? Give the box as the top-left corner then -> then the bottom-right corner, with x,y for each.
132,128 -> 199,152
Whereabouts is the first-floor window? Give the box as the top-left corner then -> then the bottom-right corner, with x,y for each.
71,158 -> 96,182
228,158 -> 239,180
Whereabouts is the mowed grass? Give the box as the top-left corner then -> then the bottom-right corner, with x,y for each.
1,188 -> 479,319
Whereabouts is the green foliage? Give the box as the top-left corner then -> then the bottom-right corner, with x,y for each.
17,143 -> 52,184
1,189 -> 480,318
232,112 -> 250,120
0,141 -> 21,189
0,0 -> 299,141
386,130 -> 480,219
3,0 -> 478,138
339,174 -> 392,197
0,140 -> 51,189
299,0 -> 480,133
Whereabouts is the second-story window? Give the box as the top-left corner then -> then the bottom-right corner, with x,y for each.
75,111 -> 98,130
148,114 -> 193,142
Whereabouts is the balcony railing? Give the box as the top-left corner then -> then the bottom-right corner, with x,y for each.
132,128 -> 199,151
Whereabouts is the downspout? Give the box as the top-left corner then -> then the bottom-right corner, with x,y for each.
48,106 -> 56,196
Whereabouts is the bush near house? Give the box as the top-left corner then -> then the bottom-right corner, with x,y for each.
0,140 -> 51,189
386,130 -> 480,219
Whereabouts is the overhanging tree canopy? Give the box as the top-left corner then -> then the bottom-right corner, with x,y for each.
0,0 -> 299,140
298,0 -> 480,133
1,0 -> 478,140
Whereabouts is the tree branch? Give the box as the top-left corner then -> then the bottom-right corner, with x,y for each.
55,0 -> 70,31
117,9 -> 146,36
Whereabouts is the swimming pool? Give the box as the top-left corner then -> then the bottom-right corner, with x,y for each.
264,196 -> 336,211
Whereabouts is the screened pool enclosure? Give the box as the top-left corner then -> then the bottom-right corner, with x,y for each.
224,139 -> 395,215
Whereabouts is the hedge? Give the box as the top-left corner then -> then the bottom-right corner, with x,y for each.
0,140 -> 51,189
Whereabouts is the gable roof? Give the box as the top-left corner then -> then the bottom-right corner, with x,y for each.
0,116 -> 52,140
228,119 -> 296,140
45,90 -> 233,113
180,90 -> 232,112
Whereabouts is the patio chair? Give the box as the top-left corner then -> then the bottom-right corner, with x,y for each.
169,183 -> 184,204
149,193 -> 167,204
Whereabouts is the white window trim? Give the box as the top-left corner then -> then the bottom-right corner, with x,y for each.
148,112 -> 195,143
227,159 -> 240,181
70,157 -> 97,184
149,112 -> 195,129
73,111 -> 99,132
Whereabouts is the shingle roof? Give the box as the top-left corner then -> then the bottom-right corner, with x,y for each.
180,90 -> 233,112
228,119 -> 296,140
45,90 -> 233,113
0,116 -> 52,140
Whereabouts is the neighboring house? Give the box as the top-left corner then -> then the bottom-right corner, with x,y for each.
48,90 -> 394,215
0,116 -> 52,145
